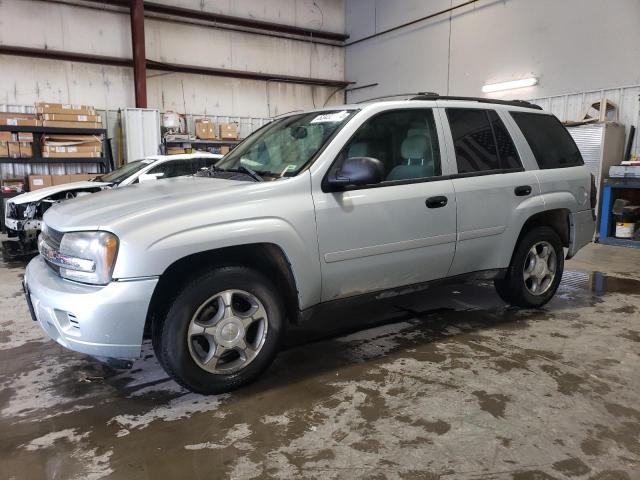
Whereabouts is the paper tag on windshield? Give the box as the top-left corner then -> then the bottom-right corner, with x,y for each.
310,111 -> 350,123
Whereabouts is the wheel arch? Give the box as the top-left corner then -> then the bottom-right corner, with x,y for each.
144,243 -> 302,337
510,208 -> 571,267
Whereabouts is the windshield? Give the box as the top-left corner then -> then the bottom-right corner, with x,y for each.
215,109 -> 356,177
97,159 -> 153,184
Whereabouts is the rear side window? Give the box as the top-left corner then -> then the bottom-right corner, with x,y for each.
446,108 -> 522,174
511,112 -> 583,169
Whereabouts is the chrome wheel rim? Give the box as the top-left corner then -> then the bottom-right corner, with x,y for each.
187,289 -> 268,374
523,241 -> 557,296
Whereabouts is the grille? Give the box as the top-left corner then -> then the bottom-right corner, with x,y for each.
39,224 -> 64,274
41,224 -> 64,249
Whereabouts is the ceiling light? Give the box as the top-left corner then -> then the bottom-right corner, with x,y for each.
482,77 -> 538,93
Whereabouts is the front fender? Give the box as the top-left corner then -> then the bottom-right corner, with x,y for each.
113,217 -> 321,309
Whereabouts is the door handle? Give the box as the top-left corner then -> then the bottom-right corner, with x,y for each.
514,185 -> 532,196
425,196 -> 448,208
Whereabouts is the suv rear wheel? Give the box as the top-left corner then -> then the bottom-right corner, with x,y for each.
154,266 -> 284,394
494,226 -> 564,308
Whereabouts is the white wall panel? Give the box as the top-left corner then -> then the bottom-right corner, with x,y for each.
0,56 -> 134,109
0,0 -> 131,57
152,0 -> 345,33
0,0 -> 346,118
345,0 -> 640,102
146,72 -> 343,118
145,19 -> 344,80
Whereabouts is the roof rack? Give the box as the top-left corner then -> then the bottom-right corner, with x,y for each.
410,93 -> 543,110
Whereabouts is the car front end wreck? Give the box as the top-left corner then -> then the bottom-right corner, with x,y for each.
3,182 -> 108,255
24,223 -> 157,359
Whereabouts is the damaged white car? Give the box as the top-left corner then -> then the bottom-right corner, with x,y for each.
4,152 -> 222,253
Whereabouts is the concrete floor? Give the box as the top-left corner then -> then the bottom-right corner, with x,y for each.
1,243 -> 639,480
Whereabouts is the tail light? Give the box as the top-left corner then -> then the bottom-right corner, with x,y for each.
590,173 -> 597,210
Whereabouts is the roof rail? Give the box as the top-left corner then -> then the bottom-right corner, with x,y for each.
410,93 -> 543,110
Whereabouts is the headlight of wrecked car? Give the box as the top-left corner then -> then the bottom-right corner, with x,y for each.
39,231 -> 119,285
24,203 -> 37,219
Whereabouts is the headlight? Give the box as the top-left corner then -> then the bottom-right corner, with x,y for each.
39,231 -> 119,285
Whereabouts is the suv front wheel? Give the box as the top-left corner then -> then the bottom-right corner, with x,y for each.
494,226 -> 564,308
154,266 -> 284,394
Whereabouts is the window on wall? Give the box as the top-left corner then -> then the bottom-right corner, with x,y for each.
339,109 -> 442,182
511,112 -> 583,169
446,108 -> 522,174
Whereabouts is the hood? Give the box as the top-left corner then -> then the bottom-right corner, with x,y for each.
43,175 -> 256,231
10,181 -> 112,205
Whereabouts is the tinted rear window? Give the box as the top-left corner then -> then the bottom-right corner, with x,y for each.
447,108 -> 522,174
511,112 -> 583,169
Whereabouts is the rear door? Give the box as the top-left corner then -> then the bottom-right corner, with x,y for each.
440,106 -> 544,276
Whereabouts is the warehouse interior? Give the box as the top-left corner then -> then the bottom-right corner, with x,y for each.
1,1 -> 639,479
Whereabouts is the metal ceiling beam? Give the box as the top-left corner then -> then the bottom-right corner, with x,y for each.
81,0 -> 348,42
0,46 -> 350,88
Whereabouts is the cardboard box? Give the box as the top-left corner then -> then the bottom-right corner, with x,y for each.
0,112 -> 37,120
0,132 -> 11,142
2,178 -> 25,193
0,118 -> 39,127
43,134 -> 102,143
219,123 -> 238,140
69,173 -> 97,182
17,132 -> 34,142
41,120 -> 102,129
42,151 -> 102,158
195,119 -> 216,140
36,103 -> 95,115
41,113 -> 101,122
166,148 -> 187,155
51,175 -> 72,186
47,174 -> 97,186
0,141 -> 8,157
8,142 -> 21,158
43,144 -> 102,154
19,142 -> 33,158
28,175 -> 53,191
219,146 -> 230,155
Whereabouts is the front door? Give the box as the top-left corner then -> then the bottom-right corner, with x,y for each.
311,108 -> 457,302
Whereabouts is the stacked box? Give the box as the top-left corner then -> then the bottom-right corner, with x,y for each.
36,103 -> 102,129
0,112 -> 39,127
28,174 -> 96,191
219,123 -> 238,140
41,134 -> 103,158
195,119 -> 216,139
0,132 -> 10,156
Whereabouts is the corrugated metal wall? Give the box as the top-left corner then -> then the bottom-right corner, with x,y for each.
531,85 -> 640,158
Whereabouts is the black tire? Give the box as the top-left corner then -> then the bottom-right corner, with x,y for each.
153,266 -> 285,394
494,226 -> 564,308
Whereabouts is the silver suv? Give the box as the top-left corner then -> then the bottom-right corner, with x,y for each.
24,96 -> 596,394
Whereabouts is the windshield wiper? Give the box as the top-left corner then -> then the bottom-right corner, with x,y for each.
226,165 -> 263,182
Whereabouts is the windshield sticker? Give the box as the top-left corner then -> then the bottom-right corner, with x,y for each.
310,111 -> 350,124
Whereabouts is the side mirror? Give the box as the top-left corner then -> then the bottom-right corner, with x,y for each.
325,157 -> 385,191
138,172 -> 164,183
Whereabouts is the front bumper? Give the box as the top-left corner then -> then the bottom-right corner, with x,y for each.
24,255 -> 158,359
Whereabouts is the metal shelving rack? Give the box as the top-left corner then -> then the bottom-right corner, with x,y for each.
0,124 -> 114,198
162,137 -> 241,154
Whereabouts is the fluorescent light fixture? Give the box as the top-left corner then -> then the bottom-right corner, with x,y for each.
482,77 -> 538,93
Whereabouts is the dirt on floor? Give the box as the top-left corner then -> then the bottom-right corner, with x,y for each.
0,243 -> 639,479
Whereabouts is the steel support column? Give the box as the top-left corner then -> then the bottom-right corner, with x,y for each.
130,0 -> 147,108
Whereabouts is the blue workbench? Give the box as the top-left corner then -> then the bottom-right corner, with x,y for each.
598,178 -> 640,248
